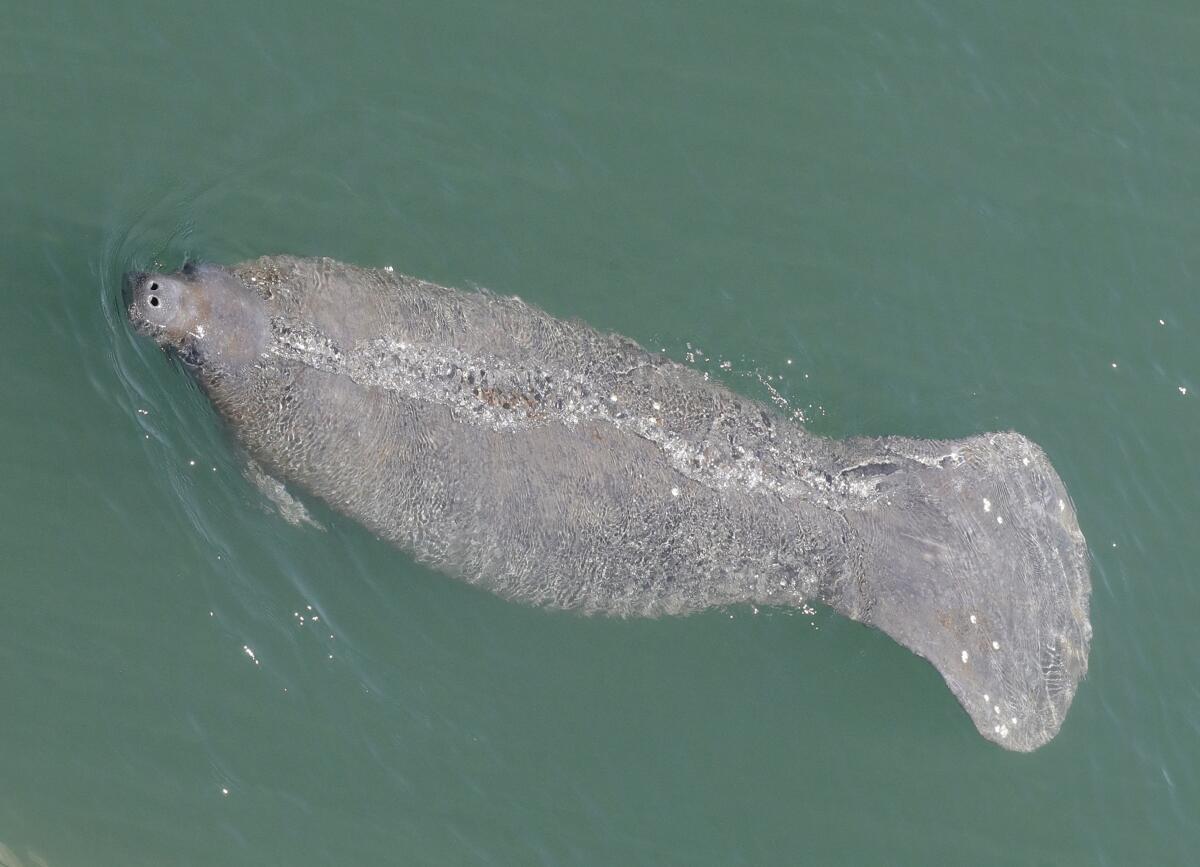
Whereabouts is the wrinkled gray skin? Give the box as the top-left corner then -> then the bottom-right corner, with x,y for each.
125,256 -> 1091,751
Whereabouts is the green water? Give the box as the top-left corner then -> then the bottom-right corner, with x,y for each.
2,1 -> 1197,864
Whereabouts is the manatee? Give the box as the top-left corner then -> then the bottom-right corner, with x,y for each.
124,256 -> 1091,751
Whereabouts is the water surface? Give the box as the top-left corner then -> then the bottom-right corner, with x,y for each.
2,1 -> 1198,864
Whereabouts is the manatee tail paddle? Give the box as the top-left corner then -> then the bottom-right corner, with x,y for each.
826,431 -> 1092,751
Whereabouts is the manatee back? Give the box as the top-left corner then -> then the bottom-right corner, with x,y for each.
219,357 -> 844,616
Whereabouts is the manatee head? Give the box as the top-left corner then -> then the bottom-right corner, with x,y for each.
124,262 -> 270,374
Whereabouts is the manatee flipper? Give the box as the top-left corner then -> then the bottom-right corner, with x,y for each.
831,432 -> 1091,751
0,843 -> 25,867
0,843 -> 47,867
244,459 -> 325,530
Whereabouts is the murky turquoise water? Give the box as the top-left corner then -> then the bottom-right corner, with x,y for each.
2,1 -> 1198,864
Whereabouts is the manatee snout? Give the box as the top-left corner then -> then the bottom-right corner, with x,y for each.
124,263 -> 270,370
124,269 -> 200,338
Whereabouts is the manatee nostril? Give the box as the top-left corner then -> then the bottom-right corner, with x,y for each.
148,296 -> 160,308
149,282 -> 159,292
